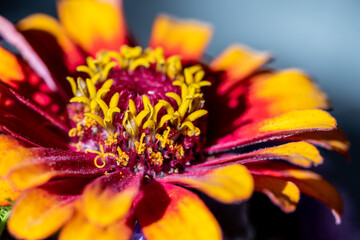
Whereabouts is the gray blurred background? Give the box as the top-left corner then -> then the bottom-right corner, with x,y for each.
1,0 -> 359,239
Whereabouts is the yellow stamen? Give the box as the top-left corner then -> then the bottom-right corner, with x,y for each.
135,133 -> 146,154
85,143 -> 115,168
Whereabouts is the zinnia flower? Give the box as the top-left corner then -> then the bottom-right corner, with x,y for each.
0,0 -> 349,239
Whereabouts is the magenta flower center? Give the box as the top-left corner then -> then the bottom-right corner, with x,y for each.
66,46 -> 211,177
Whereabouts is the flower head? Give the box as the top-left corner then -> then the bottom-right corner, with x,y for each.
0,0 -> 349,239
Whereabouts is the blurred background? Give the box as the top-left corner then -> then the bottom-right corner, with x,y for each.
1,0 -> 359,239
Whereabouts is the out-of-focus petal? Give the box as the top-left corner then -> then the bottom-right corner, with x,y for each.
0,135 -> 36,177
0,16 -> 62,94
0,46 -> 25,84
237,69 -> 330,124
206,109 -> 337,153
58,0 -> 129,56
201,141 -> 323,168
248,162 -> 343,224
79,170 -> 140,226
210,44 -> 270,94
0,179 -> 21,206
59,212 -> 134,240
253,175 -> 300,213
17,13 -> 85,72
149,14 -> 213,62
160,164 -> 253,204
7,186 -> 76,239
134,181 -> 222,240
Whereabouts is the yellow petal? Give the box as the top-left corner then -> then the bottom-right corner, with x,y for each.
149,15 -> 213,62
161,164 -> 254,204
253,175 -> 300,212
8,187 -> 75,240
58,0 -> 128,56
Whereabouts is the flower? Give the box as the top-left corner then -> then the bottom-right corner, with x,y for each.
0,0 -> 349,239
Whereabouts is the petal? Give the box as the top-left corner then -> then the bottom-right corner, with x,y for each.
160,164 -> 253,204
210,44 -> 270,94
7,186 -> 77,239
134,181 -> 222,240
0,46 -> 25,84
253,175 -> 300,213
0,135 -> 37,177
248,162 -> 343,224
200,141 -> 323,168
149,15 -> 213,62
59,211 -> 134,240
17,13 -> 85,72
206,109 -> 337,153
0,16 -> 62,94
0,179 -> 21,206
237,69 -> 330,124
78,170 -> 140,226
6,148 -> 109,190
285,129 -> 350,158
58,0 -> 129,56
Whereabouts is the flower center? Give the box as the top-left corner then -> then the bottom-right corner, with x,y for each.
66,46 -> 211,177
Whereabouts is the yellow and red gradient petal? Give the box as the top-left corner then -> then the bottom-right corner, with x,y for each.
160,164 -> 253,204
250,141 -> 323,167
59,211 -> 134,240
210,44 -> 270,95
78,170 -> 140,226
149,14 -> 213,62
253,175 -> 300,213
0,179 -> 21,206
285,129 -> 350,159
58,0 -> 128,56
17,13 -> 85,72
207,109 -> 337,153
6,149 -> 111,190
248,162 -> 343,224
0,135 -> 36,177
134,181 -> 222,240
0,46 -> 25,86
7,187 -> 76,240
201,141 -> 323,169
238,69 -> 330,124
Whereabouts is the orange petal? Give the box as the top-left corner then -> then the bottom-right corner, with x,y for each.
0,135 -> 36,177
59,211 -> 134,240
160,164 -> 253,204
135,182 -> 222,240
207,109 -> 337,153
8,187 -> 76,239
79,170 -> 140,226
17,13 -> 84,72
253,175 -> 300,213
239,69 -> 329,123
149,15 -> 213,62
58,0 -> 128,56
0,46 -> 25,86
248,162 -> 343,224
210,44 -> 270,94
0,179 -> 21,206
